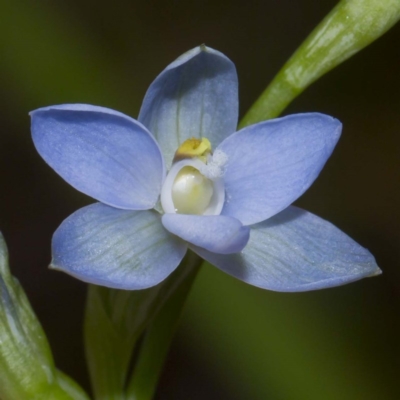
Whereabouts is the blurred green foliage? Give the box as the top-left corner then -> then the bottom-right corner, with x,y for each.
0,232 -> 89,400
0,0 -> 399,399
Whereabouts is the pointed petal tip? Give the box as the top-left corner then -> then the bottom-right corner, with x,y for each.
29,104 -> 64,117
368,266 -> 382,277
330,116 -> 342,138
49,262 -> 62,271
166,44 -> 231,71
283,112 -> 342,131
198,43 -> 217,54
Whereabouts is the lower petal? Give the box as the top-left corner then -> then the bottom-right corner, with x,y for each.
162,214 -> 249,254
51,203 -> 187,289
193,206 -> 380,291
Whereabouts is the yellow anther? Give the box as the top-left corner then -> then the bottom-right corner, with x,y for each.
173,137 -> 212,163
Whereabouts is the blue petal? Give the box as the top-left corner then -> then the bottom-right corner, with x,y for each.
51,203 -> 187,289
139,45 -> 238,167
217,113 -> 342,225
193,206 -> 380,291
31,104 -> 165,210
162,214 -> 249,254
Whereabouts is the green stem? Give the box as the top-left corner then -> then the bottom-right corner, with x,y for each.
125,251 -> 202,400
239,0 -> 400,128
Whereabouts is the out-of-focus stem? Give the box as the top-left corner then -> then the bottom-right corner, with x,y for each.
125,251 -> 202,400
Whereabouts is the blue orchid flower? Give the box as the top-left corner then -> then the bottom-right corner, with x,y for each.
30,45 -> 380,291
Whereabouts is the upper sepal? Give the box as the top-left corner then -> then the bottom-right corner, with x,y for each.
139,45 -> 239,167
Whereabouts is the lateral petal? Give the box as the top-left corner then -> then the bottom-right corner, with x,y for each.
31,104 -> 165,210
217,113 -> 342,225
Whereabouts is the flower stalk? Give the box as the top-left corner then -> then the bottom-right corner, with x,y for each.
126,251 -> 201,400
84,251 -> 202,400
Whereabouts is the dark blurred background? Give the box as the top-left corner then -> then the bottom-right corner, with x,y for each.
0,0 -> 399,399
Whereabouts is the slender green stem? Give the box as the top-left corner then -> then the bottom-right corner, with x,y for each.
125,251 -> 202,400
239,0 -> 400,128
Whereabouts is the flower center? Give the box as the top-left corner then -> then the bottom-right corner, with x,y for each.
161,138 -> 226,215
